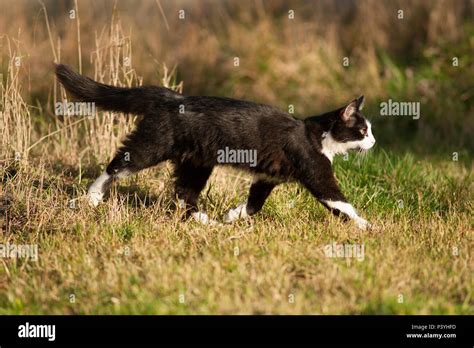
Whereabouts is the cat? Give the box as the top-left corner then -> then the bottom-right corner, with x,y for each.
55,64 -> 375,229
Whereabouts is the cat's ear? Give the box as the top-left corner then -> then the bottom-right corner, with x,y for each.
340,96 -> 365,121
356,95 -> 365,110
340,100 -> 358,122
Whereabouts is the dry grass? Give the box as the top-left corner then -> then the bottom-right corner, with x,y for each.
0,1 -> 472,314
1,157 -> 472,314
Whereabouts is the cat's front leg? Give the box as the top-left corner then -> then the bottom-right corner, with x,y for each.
224,176 -> 276,223
299,166 -> 371,230
320,200 -> 371,230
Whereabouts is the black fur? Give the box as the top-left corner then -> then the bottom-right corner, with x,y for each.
55,64 -> 371,221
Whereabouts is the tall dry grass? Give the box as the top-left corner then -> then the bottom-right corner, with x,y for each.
0,37 -> 31,163
1,2 -> 183,170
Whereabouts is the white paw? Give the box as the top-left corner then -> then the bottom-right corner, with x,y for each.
88,190 -> 103,207
355,217 -> 371,230
87,172 -> 111,207
191,212 -> 218,225
223,204 -> 248,224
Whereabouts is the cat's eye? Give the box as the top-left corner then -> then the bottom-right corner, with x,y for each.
360,128 -> 367,136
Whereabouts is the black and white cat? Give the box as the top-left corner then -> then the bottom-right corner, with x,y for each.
55,64 -> 375,229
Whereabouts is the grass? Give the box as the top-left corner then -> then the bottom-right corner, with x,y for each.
0,150 -> 472,314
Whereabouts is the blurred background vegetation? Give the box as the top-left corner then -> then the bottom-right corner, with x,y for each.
1,0 -> 473,157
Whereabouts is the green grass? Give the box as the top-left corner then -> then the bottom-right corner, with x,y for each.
0,149 -> 472,314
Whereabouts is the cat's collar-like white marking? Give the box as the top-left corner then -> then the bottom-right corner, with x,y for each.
321,132 -> 348,163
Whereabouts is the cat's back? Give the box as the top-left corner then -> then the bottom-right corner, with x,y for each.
183,95 -> 295,123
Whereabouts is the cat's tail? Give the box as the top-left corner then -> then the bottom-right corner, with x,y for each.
55,63 -> 183,115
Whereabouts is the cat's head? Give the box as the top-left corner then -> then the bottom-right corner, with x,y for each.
322,96 -> 376,158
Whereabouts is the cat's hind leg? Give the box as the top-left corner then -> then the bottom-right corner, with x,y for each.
173,162 -> 215,224
88,171 -> 114,207
88,138 -> 170,207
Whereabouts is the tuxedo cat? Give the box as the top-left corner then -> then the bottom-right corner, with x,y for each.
55,64 -> 375,229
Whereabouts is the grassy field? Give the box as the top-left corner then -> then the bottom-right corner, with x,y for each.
0,150 -> 472,314
0,0 -> 473,314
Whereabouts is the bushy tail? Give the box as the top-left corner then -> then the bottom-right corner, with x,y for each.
55,64 -> 182,115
